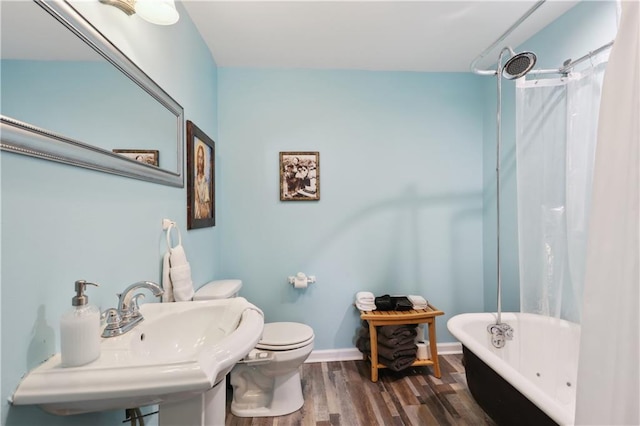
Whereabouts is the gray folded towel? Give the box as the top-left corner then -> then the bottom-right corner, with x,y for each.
378,324 -> 417,340
356,334 -> 417,360
377,343 -> 416,360
378,355 -> 416,372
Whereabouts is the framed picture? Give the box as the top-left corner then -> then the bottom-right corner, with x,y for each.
280,151 -> 320,201
186,120 -> 215,229
112,149 -> 159,166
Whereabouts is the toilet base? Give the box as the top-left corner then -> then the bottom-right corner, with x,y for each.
231,370 -> 304,417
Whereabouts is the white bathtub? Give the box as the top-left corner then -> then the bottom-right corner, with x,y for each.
447,312 -> 581,426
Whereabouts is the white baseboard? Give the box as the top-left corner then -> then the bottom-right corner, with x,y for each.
305,342 -> 462,363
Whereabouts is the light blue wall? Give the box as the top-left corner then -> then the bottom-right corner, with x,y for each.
217,70 -> 486,349
0,3 -> 218,425
482,0 -> 619,312
0,0 -> 620,424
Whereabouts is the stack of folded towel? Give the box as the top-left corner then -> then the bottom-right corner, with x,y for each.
356,322 -> 417,372
355,291 -> 376,311
374,294 -> 413,311
408,295 -> 428,309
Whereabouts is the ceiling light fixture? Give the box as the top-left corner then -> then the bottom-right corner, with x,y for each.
99,0 -> 179,26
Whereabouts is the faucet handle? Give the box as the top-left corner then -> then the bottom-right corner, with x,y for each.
101,308 -> 121,326
129,294 -> 146,317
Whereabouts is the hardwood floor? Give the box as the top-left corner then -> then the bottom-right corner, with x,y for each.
225,354 -> 496,426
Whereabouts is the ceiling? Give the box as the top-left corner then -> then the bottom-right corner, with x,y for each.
181,1 -> 580,73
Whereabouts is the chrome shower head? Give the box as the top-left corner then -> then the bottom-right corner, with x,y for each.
502,51 -> 537,79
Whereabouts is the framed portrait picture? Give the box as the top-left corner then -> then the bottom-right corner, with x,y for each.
279,151 -> 320,201
112,149 -> 159,166
186,120 -> 215,229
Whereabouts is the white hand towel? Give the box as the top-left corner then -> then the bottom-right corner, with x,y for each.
161,252 -> 175,303
169,264 -> 194,301
162,222 -> 195,302
356,291 -> 375,302
356,301 -> 376,311
408,295 -> 428,308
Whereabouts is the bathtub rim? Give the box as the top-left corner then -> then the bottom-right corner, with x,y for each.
447,312 -> 577,426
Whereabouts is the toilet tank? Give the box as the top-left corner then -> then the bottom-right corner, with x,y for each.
193,279 -> 242,300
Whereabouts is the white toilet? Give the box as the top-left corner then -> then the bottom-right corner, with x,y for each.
193,279 -> 314,418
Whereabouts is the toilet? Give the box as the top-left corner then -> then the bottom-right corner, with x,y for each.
193,279 -> 314,418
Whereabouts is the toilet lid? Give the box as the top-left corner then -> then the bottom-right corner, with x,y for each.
257,322 -> 314,350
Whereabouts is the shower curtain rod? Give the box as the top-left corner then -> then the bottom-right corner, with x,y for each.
471,0 -> 615,76
528,40 -> 614,76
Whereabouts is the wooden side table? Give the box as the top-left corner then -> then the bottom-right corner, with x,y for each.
359,303 -> 444,382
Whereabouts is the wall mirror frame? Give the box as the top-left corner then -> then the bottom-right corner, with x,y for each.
0,0 -> 184,187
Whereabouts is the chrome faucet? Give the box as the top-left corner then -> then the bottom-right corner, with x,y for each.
102,281 -> 164,338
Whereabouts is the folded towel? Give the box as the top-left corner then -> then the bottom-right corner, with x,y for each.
408,295 -> 428,309
378,354 -> 416,372
357,326 -> 417,348
379,324 -> 418,340
356,291 -> 375,302
378,343 -> 416,360
356,302 -> 376,311
374,295 -> 413,311
356,337 -> 417,359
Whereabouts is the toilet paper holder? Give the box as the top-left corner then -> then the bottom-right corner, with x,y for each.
288,272 -> 316,288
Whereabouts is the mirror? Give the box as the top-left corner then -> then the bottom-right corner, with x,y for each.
0,0 -> 184,187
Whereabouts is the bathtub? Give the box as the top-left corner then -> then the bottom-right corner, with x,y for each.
447,312 -> 581,426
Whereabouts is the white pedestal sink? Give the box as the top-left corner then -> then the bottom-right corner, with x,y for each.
10,297 -> 264,424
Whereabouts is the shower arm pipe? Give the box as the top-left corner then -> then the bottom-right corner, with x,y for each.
526,40 -> 615,75
470,0 -> 546,75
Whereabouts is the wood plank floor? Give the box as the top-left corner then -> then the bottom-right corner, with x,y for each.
225,354 -> 496,426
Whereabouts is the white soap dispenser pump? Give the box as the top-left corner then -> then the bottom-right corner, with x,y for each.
60,280 -> 101,367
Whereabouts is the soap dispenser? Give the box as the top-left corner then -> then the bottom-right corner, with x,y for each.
60,280 -> 101,367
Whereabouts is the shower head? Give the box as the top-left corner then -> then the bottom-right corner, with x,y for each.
502,51 -> 537,79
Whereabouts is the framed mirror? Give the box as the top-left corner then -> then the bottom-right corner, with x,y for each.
0,0 -> 184,187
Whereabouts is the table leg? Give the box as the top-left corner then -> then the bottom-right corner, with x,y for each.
368,321 -> 379,382
427,319 -> 441,378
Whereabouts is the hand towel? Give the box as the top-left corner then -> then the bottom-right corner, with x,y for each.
355,291 -> 376,311
162,222 -> 194,302
408,295 -> 428,309
169,261 -> 194,301
356,291 -> 375,302
161,252 -> 175,303
356,302 -> 376,311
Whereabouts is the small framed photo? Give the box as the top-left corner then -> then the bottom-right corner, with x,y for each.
112,149 -> 159,166
186,120 -> 215,229
280,151 -> 320,201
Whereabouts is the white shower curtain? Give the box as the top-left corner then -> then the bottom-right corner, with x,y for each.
515,55 -> 608,323
575,1 -> 639,424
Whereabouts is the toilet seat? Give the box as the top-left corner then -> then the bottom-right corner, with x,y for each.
257,322 -> 314,351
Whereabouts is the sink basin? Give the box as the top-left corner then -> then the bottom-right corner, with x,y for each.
10,297 -> 264,415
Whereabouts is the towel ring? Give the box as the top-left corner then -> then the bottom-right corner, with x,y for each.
165,223 -> 183,251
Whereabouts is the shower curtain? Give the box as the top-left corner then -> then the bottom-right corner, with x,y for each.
575,1 -> 639,424
515,54 -> 608,323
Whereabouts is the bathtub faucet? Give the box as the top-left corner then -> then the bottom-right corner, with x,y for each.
487,322 -> 513,348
